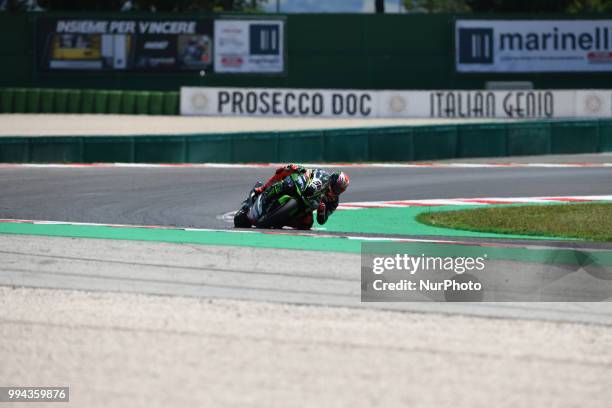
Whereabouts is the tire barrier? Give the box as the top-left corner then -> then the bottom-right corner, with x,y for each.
0,119 -> 611,163
0,88 -> 180,116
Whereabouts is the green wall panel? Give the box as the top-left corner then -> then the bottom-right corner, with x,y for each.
0,88 -> 14,113
149,92 -> 164,115
277,131 -> 325,162
122,91 -> 137,114
458,124 -> 507,158
0,120 -> 609,164
54,89 -> 69,113
324,128 -> 369,162
413,125 -> 458,161
0,138 -> 29,162
13,88 -> 26,113
550,120 -> 600,154
30,137 -> 83,163
135,92 -> 150,115
107,91 -> 122,114
368,127 -> 413,162
134,136 -> 186,163
81,90 -> 96,113
26,88 -> 41,113
186,134 -> 232,163
163,92 -> 179,115
231,133 -> 278,163
67,90 -> 82,113
598,119 -> 612,152
83,137 -> 134,162
40,89 -> 55,113
506,122 -> 551,156
94,91 -> 109,114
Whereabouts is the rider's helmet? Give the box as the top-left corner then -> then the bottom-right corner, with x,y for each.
329,172 -> 350,196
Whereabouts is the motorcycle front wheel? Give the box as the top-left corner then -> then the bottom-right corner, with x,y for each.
233,207 -> 251,228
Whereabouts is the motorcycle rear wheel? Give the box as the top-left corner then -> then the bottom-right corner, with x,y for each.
255,198 -> 299,229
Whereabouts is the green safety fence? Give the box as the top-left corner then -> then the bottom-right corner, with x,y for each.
26,88 -> 40,113
0,137 -> 29,162
67,90 -> 81,113
94,91 -> 109,114
186,134 -> 232,163
506,121 -> 551,156
40,89 -> 55,113
54,89 -> 69,113
135,91 -> 150,115
163,92 -> 179,115
1,88 -> 14,113
0,88 -> 180,115
412,125 -> 458,161
1,118 -> 612,163
149,91 -> 164,115
122,91 -> 137,114
83,136 -> 134,163
81,89 -> 96,113
458,123 -> 507,158
107,91 -> 122,114
13,88 -> 27,113
550,120 -> 600,154
599,119 -> 612,152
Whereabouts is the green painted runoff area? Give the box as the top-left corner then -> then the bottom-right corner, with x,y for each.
1,216 -> 611,266
323,205 -> 568,240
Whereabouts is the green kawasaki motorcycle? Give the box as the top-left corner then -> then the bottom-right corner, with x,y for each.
233,169 -> 330,229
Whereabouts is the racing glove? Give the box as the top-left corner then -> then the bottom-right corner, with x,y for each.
316,196 -> 338,225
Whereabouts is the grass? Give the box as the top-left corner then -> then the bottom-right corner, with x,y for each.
416,203 -> 612,242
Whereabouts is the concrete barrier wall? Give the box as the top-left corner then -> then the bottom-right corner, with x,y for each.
1,119 -> 611,163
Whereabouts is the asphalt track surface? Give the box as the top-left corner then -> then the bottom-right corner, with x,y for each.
1,166 -> 612,231
2,164 -> 612,325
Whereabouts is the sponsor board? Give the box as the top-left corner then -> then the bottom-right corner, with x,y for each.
214,19 -> 285,73
182,87 -> 612,118
379,90 -> 576,118
37,17 -> 213,72
181,87 -> 377,117
456,20 -> 612,72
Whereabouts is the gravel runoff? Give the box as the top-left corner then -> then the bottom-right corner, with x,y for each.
2,285 -> 611,408
1,234 -> 612,407
0,114 -> 516,136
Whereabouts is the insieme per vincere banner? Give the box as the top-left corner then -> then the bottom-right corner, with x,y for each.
37,17 -> 213,72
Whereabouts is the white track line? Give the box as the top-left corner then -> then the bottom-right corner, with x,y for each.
337,195 -> 612,209
0,162 -> 611,169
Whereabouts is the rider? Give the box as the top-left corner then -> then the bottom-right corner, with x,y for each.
255,164 -> 350,230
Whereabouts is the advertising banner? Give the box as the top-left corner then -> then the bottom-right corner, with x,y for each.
214,19 -> 285,73
37,18 -> 213,71
181,87 -> 377,117
378,90 -> 580,118
456,20 -> 612,72
182,87 -> 612,118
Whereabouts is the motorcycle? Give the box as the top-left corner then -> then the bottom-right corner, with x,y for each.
233,170 -> 329,229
